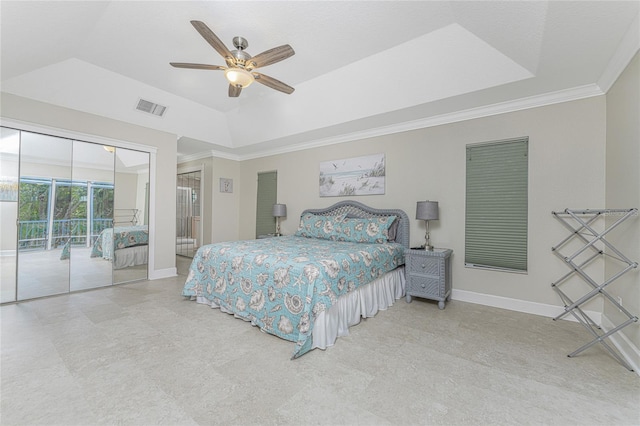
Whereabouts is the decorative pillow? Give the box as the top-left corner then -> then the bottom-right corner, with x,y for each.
294,213 -> 347,240
387,217 -> 399,242
333,216 -> 397,244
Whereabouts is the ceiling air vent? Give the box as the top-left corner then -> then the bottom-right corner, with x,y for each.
135,98 -> 167,117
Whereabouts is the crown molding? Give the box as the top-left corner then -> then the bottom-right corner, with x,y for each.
231,84 -> 604,161
178,149 -> 241,164
598,12 -> 640,93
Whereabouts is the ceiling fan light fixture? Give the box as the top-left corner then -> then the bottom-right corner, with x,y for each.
225,67 -> 254,88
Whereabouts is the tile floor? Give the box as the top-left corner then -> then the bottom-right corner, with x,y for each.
1,261 -> 639,425
1,247 -> 147,303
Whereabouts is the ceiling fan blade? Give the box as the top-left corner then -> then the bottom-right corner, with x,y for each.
190,20 -> 233,61
247,45 -> 295,70
170,62 -> 226,71
252,72 -> 295,94
229,85 -> 242,97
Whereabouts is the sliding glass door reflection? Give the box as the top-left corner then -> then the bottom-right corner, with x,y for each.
69,141 -> 115,292
3,127 -> 151,302
17,132 -> 72,300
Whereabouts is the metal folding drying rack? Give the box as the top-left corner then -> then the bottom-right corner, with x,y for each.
551,208 -> 638,371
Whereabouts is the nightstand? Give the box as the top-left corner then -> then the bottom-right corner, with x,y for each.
405,248 -> 453,309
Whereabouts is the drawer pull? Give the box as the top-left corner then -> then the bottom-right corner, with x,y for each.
421,283 -> 426,288
421,263 -> 426,269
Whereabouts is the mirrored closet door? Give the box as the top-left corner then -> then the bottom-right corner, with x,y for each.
0,128 -> 20,303
0,127 -> 150,303
113,147 -> 150,284
17,132 -> 73,300
69,141 -> 115,292
176,170 -> 201,258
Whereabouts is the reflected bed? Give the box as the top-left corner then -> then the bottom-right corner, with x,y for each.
90,225 -> 148,270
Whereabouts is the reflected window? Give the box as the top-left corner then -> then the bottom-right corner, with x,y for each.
18,177 -> 114,252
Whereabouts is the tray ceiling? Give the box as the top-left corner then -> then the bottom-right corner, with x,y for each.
1,1 -> 638,159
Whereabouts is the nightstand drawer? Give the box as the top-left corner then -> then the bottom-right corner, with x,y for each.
405,248 -> 453,309
407,255 -> 440,276
407,276 -> 440,296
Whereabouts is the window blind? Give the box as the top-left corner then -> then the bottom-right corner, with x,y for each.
465,138 -> 528,272
256,171 -> 277,237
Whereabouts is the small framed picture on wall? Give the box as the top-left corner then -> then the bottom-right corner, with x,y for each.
219,178 -> 233,193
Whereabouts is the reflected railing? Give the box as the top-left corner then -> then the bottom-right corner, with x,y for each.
18,218 -> 113,250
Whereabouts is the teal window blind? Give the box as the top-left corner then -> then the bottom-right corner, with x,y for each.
465,138 -> 528,272
256,171 -> 277,237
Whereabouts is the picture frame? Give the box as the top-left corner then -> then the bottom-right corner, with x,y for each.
0,177 -> 19,202
219,178 -> 233,193
319,153 -> 385,197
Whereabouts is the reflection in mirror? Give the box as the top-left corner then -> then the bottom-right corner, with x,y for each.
113,147 -> 149,284
17,132 -> 72,300
69,141 -> 114,292
0,128 -> 20,303
176,170 -> 201,258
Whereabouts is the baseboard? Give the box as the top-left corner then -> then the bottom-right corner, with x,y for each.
451,288 -> 602,324
601,314 -> 640,376
149,267 -> 177,280
450,289 -> 640,374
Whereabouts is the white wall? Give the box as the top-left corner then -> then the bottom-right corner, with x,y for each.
237,96 -> 607,310
1,93 -> 177,276
605,52 -> 640,358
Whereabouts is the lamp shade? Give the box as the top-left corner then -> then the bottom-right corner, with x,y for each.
224,67 -> 254,88
272,203 -> 287,218
416,201 -> 439,220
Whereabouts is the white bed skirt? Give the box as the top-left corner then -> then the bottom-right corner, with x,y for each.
195,266 -> 405,351
113,245 -> 148,269
311,266 -> 405,349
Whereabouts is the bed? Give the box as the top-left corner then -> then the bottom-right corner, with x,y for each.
59,209 -> 148,267
90,225 -> 149,269
182,200 -> 409,358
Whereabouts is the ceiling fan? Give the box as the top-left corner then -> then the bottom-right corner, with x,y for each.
170,20 -> 295,98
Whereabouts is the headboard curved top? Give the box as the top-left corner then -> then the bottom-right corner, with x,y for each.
301,200 -> 410,249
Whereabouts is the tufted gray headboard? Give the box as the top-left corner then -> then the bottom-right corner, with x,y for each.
301,200 -> 410,249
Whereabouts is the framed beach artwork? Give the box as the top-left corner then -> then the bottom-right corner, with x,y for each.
0,177 -> 19,202
319,154 -> 385,197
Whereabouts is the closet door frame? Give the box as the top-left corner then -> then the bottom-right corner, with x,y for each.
1,119 -> 157,296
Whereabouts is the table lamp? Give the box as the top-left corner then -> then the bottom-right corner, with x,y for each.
416,201 -> 439,250
272,203 -> 287,236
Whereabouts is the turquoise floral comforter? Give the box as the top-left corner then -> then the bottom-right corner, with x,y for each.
182,236 -> 405,358
90,225 -> 149,260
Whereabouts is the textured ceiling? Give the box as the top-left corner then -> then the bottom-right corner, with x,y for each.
1,1 -> 638,160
